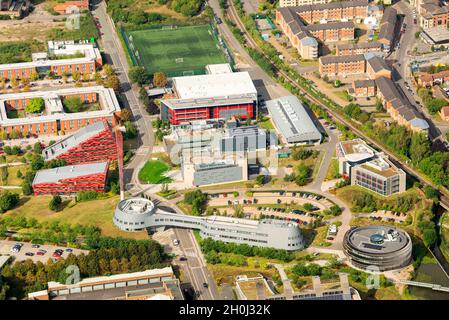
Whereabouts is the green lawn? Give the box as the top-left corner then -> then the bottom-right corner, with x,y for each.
138,160 -> 172,184
2,195 -> 148,239
125,25 -> 227,76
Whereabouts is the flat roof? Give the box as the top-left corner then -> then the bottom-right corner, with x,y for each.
266,95 -> 322,143
172,71 -> 257,100
205,63 -> 233,74
346,226 -> 411,255
337,139 -> 376,162
32,161 -> 108,184
0,86 -> 120,125
0,41 -> 101,71
42,121 -> 108,161
48,267 -> 174,290
423,26 -> 449,43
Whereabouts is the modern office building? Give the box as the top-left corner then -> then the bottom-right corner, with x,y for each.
219,126 -> 269,154
181,157 -> 248,187
0,86 -> 121,137
32,161 -> 109,195
266,95 -> 322,145
42,120 -> 118,165
160,68 -> 258,125
343,226 -> 413,271
0,40 -> 102,80
27,267 -> 183,300
113,198 -> 305,251
336,139 -> 406,196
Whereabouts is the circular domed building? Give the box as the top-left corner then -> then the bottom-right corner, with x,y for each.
113,198 -> 156,232
343,225 -> 412,272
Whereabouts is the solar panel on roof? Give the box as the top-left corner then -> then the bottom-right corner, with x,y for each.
362,242 -> 384,250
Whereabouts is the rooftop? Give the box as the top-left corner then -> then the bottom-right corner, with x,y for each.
205,63 -> 233,74
337,139 -> 376,162
346,226 -> 411,255
32,161 -> 108,185
42,121 -> 109,161
172,71 -> 257,100
0,40 -> 101,71
117,198 -> 155,215
0,86 -> 120,125
266,95 -> 322,143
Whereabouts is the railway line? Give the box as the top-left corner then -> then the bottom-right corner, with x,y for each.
226,0 -> 449,208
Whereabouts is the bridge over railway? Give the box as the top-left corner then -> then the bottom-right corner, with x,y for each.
397,280 -> 449,293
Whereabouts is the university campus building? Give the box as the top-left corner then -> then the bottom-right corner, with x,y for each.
42,120 -> 118,165
113,198 -> 305,251
160,64 -> 258,125
343,226 -> 412,271
32,161 -> 109,195
0,86 -> 121,137
0,40 -> 102,80
28,267 -> 183,300
337,139 -> 406,196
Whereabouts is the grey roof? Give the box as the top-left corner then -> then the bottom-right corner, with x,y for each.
300,36 -> 318,46
410,118 -> 430,129
33,162 -> 108,184
378,7 -> 397,45
375,76 -> 400,101
306,21 -> 354,31
42,121 -> 107,161
367,56 -> 390,73
337,42 -> 382,51
226,125 -> 266,138
353,79 -> 376,88
380,7 -> 397,26
319,54 -> 365,65
289,0 -> 368,13
266,95 -> 322,144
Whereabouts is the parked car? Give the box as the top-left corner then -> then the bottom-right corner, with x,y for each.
65,248 -> 73,253
25,252 -> 34,257
31,244 -> 40,249
173,239 -> 180,246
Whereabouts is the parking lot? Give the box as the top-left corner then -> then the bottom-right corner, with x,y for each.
0,240 -> 88,264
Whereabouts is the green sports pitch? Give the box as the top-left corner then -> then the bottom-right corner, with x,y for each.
124,25 -> 228,76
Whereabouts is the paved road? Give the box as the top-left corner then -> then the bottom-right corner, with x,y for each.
91,0 -> 154,188
391,1 -> 442,141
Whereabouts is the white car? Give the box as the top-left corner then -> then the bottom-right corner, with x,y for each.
173,239 -> 180,246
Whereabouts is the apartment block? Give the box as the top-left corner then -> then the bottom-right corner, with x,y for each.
348,79 -> 377,98
419,0 -> 449,29
280,0 -> 329,8
335,42 -> 383,56
0,40 -> 102,80
378,7 -> 398,51
366,56 -> 392,79
0,86 -> 120,137
318,54 -> 366,77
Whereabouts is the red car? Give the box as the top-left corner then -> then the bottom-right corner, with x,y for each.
52,252 -> 61,258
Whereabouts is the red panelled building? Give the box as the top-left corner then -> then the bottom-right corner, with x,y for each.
32,162 -> 109,195
42,120 -> 118,165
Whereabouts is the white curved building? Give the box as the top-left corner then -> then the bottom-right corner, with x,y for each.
113,198 -> 304,251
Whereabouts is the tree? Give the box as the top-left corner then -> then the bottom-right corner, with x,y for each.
0,191 -> 19,213
63,96 -> 83,113
33,142 -> 42,154
256,175 -> 266,185
49,195 -> 62,212
128,67 -> 148,86
124,121 -> 138,139
423,228 -> 437,247
30,71 -> 39,81
303,203 -> 314,211
153,72 -> 167,87
120,108 -> 132,122
21,181 -> 33,196
104,75 -> 120,91
410,133 -> 430,165
26,98 -> 44,113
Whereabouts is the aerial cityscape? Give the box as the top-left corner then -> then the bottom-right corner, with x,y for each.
1,0 -> 449,306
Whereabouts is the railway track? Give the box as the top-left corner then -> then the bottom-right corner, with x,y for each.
226,1 -> 449,203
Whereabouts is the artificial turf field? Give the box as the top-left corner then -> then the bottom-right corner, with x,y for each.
125,25 -> 228,76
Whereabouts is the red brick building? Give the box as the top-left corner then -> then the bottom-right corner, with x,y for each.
32,161 -> 109,195
42,120 -> 118,165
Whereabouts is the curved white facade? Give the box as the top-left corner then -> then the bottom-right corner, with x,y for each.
113,198 -> 304,251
